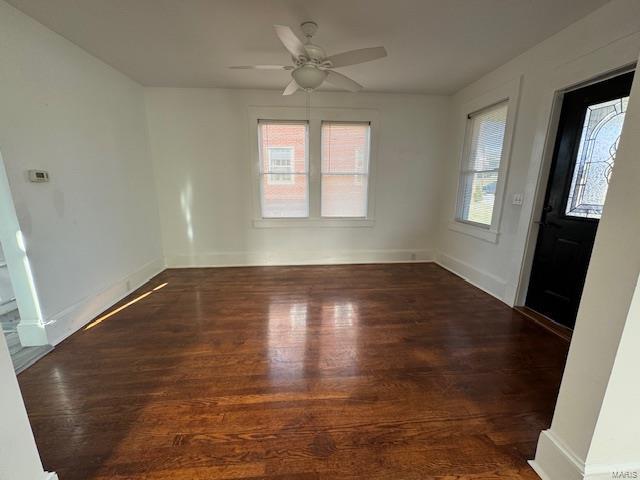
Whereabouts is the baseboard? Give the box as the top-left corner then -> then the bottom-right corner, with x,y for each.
515,306 -> 572,342
530,430 -> 585,480
434,251 -> 509,305
44,258 -> 165,346
13,344 -> 53,374
531,430 -> 640,479
529,460 -> 553,480
164,249 -> 434,268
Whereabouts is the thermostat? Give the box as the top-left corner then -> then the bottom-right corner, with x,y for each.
28,170 -> 50,183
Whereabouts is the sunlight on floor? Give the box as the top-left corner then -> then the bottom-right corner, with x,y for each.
83,282 -> 168,331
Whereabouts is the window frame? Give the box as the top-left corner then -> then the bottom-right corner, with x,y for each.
249,107 -> 378,228
450,78 -> 521,243
320,120 -> 372,219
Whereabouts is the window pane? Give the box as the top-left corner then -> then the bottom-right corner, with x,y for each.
258,121 -> 308,218
261,174 -> 308,218
321,175 -> 368,217
259,122 -> 307,174
321,123 -> 370,174
321,122 -> 370,217
466,103 -> 508,171
460,171 -> 499,226
565,97 -> 629,219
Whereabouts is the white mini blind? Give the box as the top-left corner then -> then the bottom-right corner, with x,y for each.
258,121 -> 309,218
321,122 -> 371,218
457,101 -> 508,227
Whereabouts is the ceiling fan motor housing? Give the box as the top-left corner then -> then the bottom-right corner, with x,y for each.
302,43 -> 326,62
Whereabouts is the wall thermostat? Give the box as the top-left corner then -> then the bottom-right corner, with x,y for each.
28,170 -> 50,183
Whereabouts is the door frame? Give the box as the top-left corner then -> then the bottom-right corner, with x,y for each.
509,62 -> 637,308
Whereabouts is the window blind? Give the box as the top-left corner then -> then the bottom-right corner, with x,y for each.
321,122 -> 371,218
457,102 -> 508,227
258,121 -> 309,218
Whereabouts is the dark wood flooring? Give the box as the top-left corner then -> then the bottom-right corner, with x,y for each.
18,263 -> 568,479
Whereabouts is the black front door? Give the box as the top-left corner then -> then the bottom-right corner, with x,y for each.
526,71 -> 634,329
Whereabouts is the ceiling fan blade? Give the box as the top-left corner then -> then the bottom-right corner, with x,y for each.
326,47 -> 387,68
229,65 -> 293,70
274,25 -> 306,58
282,79 -> 299,96
325,71 -> 363,92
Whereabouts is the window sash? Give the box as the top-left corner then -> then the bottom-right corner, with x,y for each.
321,122 -> 371,218
258,121 -> 309,218
456,101 -> 508,227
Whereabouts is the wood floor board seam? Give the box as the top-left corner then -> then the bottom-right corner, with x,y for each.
19,263 -> 567,480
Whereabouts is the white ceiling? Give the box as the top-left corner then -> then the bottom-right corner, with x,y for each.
7,0 -> 611,94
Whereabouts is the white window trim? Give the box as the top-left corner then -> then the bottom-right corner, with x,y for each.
450,77 -> 521,243
249,106 -> 379,228
266,146 -> 295,185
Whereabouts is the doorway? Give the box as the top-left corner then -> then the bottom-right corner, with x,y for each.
526,71 -> 634,329
0,150 -> 51,372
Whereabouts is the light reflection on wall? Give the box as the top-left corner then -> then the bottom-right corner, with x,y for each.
180,182 -> 194,243
16,230 -> 44,322
267,300 -> 308,379
320,301 -> 360,375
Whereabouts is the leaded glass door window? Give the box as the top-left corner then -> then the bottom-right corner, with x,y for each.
565,96 -> 629,219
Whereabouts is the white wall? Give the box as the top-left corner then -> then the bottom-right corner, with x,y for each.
436,0 -> 640,304
145,88 -> 449,267
0,0 -> 164,345
587,276 -> 640,472
0,333 -> 52,480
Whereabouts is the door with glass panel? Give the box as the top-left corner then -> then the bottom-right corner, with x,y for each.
526,71 -> 634,328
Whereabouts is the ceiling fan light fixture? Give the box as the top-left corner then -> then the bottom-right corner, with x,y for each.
291,65 -> 328,91
230,22 -> 388,95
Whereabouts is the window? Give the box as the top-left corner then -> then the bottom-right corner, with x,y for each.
267,147 -> 294,185
565,96 -> 629,219
251,107 -> 377,227
321,122 -> 371,217
456,101 -> 508,227
258,121 -> 308,218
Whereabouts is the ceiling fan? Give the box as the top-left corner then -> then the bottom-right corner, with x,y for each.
230,21 -> 387,95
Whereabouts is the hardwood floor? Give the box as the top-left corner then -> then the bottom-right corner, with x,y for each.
18,264 -> 569,479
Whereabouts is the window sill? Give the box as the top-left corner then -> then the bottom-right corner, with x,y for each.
448,221 -> 499,243
253,218 -> 375,229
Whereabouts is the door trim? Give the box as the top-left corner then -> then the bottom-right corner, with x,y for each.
507,62 -> 637,308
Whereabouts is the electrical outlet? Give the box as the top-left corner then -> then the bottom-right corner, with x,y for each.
512,193 -> 524,206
